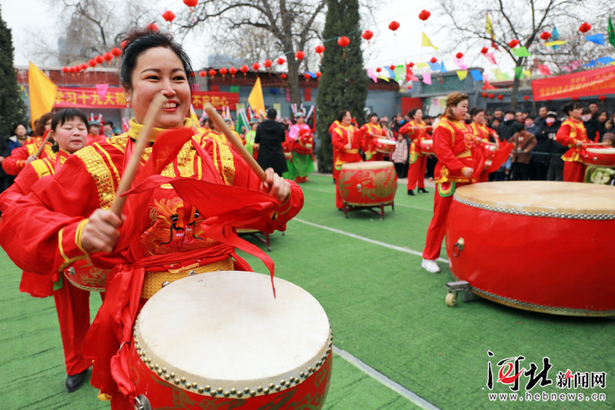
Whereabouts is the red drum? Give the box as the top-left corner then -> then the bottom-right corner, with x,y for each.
375,138 -> 396,154
63,258 -> 110,292
419,140 -> 434,155
129,271 -> 332,409
338,161 -> 397,206
446,182 -> 615,316
583,147 -> 615,166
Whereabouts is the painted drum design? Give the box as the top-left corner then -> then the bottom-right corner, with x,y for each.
338,161 -> 397,206
419,140 -> 434,155
63,259 -> 110,292
375,138 -> 396,154
129,271 -> 333,409
583,147 -> 615,167
445,181 -> 615,316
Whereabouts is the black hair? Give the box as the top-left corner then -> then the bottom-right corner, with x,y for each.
50,109 -> 89,153
514,123 -> 525,133
469,107 -> 485,117
120,26 -> 195,90
336,110 -> 351,123
266,108 -> 277,120
561,102 -> 583,116
504,111 -> 515,116
522,110 -> 530,114
525,115 -> 535,121
408,108 -> 422,119
33,112 -> 54,136
589,101 -> 598,107
597,109 -> 609,120
105,121 -> 114,127
12,122 -> 27,135
368,112 -> 378,120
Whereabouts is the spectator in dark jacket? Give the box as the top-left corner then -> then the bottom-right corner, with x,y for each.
0,135 -> 10,193
584,104 -> 600,141
533,106 -> 549,130
255,108 -> 288,176
510,123 -> 537,180
545,113 -> 566,181
596,110 -> 608,141
496,111 -> 518,141
531,112 -> 560,180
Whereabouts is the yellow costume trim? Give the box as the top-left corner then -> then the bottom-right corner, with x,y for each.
31,159 -> 53,178
75,219 -> 90,258
75,147 -> 116,209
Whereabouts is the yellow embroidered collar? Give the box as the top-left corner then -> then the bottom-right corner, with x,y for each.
127,118 -> 196,141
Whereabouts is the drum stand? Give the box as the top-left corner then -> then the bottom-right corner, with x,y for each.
237,229 -> 272,252
343,201 -> 394,220
445,280 -> 480,307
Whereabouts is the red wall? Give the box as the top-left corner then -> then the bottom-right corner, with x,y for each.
401,97 -> 423,116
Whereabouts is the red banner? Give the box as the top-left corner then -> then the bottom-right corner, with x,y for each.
53,87 -> 239,110
532,66 -> 615,101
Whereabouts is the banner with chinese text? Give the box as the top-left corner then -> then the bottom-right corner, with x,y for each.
53,87 -> 240,110
532,66 -> 615,101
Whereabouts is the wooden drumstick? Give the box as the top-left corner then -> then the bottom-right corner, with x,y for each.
582,142 -> 610,146
204,103 -> 266,182
109,93 -> 165,217
33,132 -> 52,159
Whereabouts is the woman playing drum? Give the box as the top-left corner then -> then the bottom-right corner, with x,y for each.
556,102 -> 591,182
399,108 -> 432,195
469,107 -> 500,182
0,27 -> 304,408
360,112 -> 386,161
332,110 -> 362,209
422,92 -> 482,273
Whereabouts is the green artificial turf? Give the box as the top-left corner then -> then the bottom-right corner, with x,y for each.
1,173 -> 613,410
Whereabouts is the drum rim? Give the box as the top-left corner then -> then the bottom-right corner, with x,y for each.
134,271 -> 332,394
586,147 -> 615,153
340,161 -> 394,170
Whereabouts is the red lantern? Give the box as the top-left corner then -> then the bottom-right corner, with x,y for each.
209,69 -> 216,78
295,51 -> 305,60
489,94 -> 495,99
456,52 -> 464,59
111,47 -> 122,58
304,73 -> 311,81
88,59 -> 96,68
277,57 -> 286,65
362,30 -> 374,43
524,95 -> 530,101
240,65 -> 249,78
95,55 -> 104,64
315,45 -> 325,56
572,96 -> 579,101
189,72 -> 196,77
376,68 -> 382,72
508,39 -> 519,48
121,40 -> 127,49
80,63 -> 88,71
599,95 -> 606,102
481,47 -> 489,54
389,64 -> 396,71
103,52 -> 113,65
540,31 -> 551,41
264,60 -> 272,68
229,67 -> 237,78
183,0 -> 198,12
338,36 -> 350,47
430,57 -> 437,64
199,70 -> 206,77
145,23 -> 159,31
162,10 -> 176,24
219,67 -> 228,78
316,72 -> 321,78
579,22 -> 591,33
497,95 -> 503,100
61,67 -> 68,73
281,73 -> 287,79
252,62 -> 260,71
482,92 -> 488,98
418,10 -> 431,21
73,66 -> 81,73
388,21 -> 400,33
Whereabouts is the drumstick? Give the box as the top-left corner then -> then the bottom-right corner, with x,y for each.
582,142 -> 610,146
204,103 -> 266,182
109,93 -> 165,217
33,132 -> 52,158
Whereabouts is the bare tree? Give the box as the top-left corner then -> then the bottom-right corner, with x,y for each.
175,0 -> 327,105
438,0 -> 587,109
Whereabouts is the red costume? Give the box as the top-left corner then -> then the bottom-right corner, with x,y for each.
423,117 -> 483,260
87,133 -> 107,146
469,122 -> 499,182
400,120 -> 432,191
3,138 -> 55,176
0,149 -> 102,378
331,123 -> 363,208
360,122 -> 386,161
0,118 -> 304,409
556,118 -> 590,182
329,120 -> 341,181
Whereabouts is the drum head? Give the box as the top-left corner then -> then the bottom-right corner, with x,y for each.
455,181 -> 615,216
586,147 -> 615,154
341,161 -> 393,170
135,271 -> 330,390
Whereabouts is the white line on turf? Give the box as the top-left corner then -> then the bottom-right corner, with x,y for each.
293,218 -> 449,264
333,345 -> 442,410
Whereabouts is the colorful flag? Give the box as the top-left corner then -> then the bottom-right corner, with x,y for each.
486,13 -> 500,50
28,62 -> 57,128
236,108 -> 249,134
366,68 -> 378,83
551,26 -> 560,50
248,77 -> 266,119
457,70 -> 468,80
422,73 -> 432,85
513,47 -> 531,57
484,52 -> 497,65
586,34 -> 605,45
422,32 -> 439,50
609,16 -> 615,48
470,70 -> 483,81
545,40 -> 566,47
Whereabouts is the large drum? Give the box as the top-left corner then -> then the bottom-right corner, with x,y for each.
583,147 -> 615,166
419,140 -> 434,155
375,138 -> 396,154
129,271 -> 332,409
446,181 -> 615,316
64,259 -> 110,292
338,161 -> 397,206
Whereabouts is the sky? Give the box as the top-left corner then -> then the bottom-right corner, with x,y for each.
1,0 -> 514,74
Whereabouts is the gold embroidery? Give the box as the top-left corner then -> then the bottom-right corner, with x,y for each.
75,146 -> 116,209
31,159 -> 52,179
218,142 -> 235,185
94,143 -> 121,187
106,135 -> 128,154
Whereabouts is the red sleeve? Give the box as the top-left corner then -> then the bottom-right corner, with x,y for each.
555,124 -> 576,148
433,126 -> 466,172
2,145 -> 30,175
331,128 -> 347,151
0,155 -> 100,275
399,123 -> 412,136
0,163 -> 41,212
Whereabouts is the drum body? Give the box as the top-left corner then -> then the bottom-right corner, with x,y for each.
63,258 -> 110,292
420,140 -> 434,155
446,182 -> 615,316
338,161 -> 397,206
583,147 -> 615,166
375,138 -> 396,154
129,271 -> 332,409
